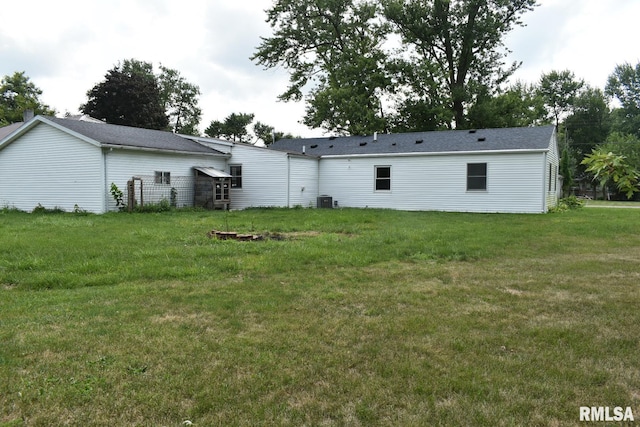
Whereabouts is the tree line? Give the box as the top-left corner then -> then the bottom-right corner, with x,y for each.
0,61 -> 288,145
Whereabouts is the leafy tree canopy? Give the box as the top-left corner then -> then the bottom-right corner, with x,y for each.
81,59 -> 202,134
384,0 -> 537,130
467,81 -> 547,129
81,60 -> 168,130
253,0 -> 390,135
581,148 -> 639,199
0,71 -> 55,125
538,70 -> 584,127
205,113 -> 255,143
606,62 -> 640,138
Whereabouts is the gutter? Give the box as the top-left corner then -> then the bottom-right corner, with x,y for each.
318,148 -> 549,159
100,143 -> 231,158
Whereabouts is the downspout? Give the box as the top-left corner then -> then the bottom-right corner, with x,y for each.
103,148 -> 109,213
542,152 -> 548,212
287,155 -> 291,208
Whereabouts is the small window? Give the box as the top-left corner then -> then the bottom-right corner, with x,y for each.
375,166 -> 391,191
230,165 -> 242,189
467,163 -> 487,191
155,171 -> 170,185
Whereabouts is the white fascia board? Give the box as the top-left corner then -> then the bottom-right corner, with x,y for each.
102,143 -> 231,157
0,115 -> 101,150
319,148 -> 549,159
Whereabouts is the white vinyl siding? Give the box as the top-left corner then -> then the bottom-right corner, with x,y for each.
105,149 -> 227,211
319,152 -> 548,213
288,156 -> 319,208
544,132 -> 560,210
227,144 -> 289,209
0,123 -> 105,213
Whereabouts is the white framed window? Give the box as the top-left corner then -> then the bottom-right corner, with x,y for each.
467,163 -> 487,191
375,166 -> 391,191
155,171 -> 171,185
230,164 -> 242,189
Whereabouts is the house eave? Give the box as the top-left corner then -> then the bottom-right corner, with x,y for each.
318,148 -> 549,159
101,143 -> 230,157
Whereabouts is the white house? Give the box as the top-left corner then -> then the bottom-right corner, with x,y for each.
0,116 -> 229,213
271,125 -> 560,213
0,116 -> 559,214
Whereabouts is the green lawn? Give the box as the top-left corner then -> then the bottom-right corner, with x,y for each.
1,207 -> 639,426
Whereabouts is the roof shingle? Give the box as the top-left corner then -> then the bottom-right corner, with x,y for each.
47,117 -> 223,155
271,125 -> 555,156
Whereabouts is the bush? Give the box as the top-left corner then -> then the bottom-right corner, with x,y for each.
133,198 -> 172,213
549,196 -> 585,213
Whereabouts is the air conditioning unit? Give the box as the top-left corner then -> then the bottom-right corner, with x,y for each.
317,196 -> 333,208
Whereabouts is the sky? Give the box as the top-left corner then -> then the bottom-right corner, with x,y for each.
1,0 -> 639,138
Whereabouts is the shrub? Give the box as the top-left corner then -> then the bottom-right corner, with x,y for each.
549,196 -> 585,213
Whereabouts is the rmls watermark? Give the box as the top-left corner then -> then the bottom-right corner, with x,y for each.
580,406 -> 635,422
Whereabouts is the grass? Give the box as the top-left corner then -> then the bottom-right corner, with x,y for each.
1,207 -> 639,426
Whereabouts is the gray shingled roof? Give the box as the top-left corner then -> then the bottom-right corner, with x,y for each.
271,125 -> 556,156
0,122 -> 24,140
47,117 -> 224,155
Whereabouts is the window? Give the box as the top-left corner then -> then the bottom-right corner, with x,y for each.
155,171 -> 170,185
467,163 -> 487,191
230,165 -> 242,189
375,166 -> 391,191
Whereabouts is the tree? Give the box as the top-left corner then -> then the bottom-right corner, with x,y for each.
538,70 -> 584,128
0,71 -> 55,125
599,132 -> 640,172
205,113 -> 255,142
581,148 -> 639,199
563,86 -> 610,158
252,0 -> 391,135
384,0 -> 537,129
467,81 -> 547,129
606,62 -> 640,138
559,147 -> 574,197
81,60 -> 168,130
157,65 -> 202,135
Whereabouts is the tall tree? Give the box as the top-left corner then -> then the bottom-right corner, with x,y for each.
81,60 -> 168,130
563,86 -> 610,158
383,0 -> 537,129
606,62 -> 640,138
205,113 -> 255,142
157,65 -> 202,135
252,0 -> 391,135
467,81 -> 546,129
538,70 -> 584,127
0,71 -> 55,125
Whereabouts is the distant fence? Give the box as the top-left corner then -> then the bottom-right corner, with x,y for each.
125,175 -> 194,210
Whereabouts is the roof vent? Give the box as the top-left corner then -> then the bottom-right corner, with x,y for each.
310,144 -> 318,148
329,136 -> 337,140
477,137 -> 486,142
469,129 -> 477,134
415,139 -> 423,144
329,145 -> 334,148
359,142 -> 367,146
392,143 -> 397,146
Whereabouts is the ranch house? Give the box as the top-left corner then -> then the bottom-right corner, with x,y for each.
0,116 -> 559,214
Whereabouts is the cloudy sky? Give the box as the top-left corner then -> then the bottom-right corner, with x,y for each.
1,0 -> 639,137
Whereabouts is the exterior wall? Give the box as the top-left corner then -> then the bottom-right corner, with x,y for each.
227,144 -> 290,209
318,152 -> 548,213
0,123 -> 105,213
288,156 -> 319,208
544,133 -> 560,210
105,149 -> 227,211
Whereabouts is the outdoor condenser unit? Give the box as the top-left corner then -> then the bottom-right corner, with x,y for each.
317,196 -> 333,208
